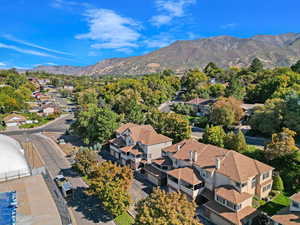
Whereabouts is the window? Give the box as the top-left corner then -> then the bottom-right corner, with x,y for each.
252,178 -> 256,188
292,201 -> 300,208
241,182 -> 247,188
235,182 -> 241,188
263,184 -> 272,192
194,183 -> 204,190
216,195 -> 226,205
200,170 -> 207,178
262,172 -> 270,180
226,201 -> 235,209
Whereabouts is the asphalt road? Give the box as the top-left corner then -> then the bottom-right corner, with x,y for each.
1,114 -> 74,136
6,115 -> 115,225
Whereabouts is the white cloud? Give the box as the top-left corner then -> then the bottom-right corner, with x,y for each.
144,34 -> 175,48
76,9 -> 141,52
3,34 -> 72,56
45,62 -> 57,66
51,0 -> 91,9
221,23 -> 238,29
151,0 -> 196,26
0,42 -> 58,58
0,62 -> 6,67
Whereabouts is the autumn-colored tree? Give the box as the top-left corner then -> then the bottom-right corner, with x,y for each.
202,125 -> 226,147
264,128 -> 299,160
89,161 -> 133,217
210,97 -> 244,126
73,147 -> 98,176
134,188 -> 202,225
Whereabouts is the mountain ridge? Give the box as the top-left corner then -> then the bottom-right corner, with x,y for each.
29,32 -> 300,76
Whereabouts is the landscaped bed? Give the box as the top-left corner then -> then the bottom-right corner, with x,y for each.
114,212 -> 134,225
258,193 -> 291,216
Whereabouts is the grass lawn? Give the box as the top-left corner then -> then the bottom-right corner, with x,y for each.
259,193 -> 291,216
114,212 -> 134,225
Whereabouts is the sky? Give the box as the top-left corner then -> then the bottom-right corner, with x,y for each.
0,0 -> 299,69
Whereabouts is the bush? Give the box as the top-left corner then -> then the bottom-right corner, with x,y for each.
272,174 -> 284,192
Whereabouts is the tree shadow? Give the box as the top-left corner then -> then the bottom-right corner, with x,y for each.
67,186 -> 113,223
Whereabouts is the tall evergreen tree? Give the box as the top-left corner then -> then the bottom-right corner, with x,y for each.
291,60 -> 300,73
249,57 -> 264,73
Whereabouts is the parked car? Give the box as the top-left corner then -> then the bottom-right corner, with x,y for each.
54,175 -> 73,198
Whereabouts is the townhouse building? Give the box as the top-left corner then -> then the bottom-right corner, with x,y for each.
109,123 -> 172,173
162,138 -> 274,225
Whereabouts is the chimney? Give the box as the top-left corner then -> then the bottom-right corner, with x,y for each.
189,151 -> 193,163
177,144 -> 181,151
193,151 -> 198,162
215,157 -> 221,170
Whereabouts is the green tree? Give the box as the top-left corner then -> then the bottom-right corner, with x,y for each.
182,69 -> 208,91
272,174 -> 284,192
134,188 -> 202,225
5,73 -> 27,89
249,57 -> 264,73
283,93 -> 300,135
72,104 -> 120,144
89,161 -> 133,217
248,98 -> 284,135
291,60 -> 300,73
210,104 -> 235,127
202,125 -> 226,147
146,110 -> 191,143
225,78 -> 246,100
171,103 -> 194,115
264,128 -> 299,160
224,130 -> 247,152
209,83 -> 226,98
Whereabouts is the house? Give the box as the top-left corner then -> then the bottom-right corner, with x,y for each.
185,98 -> 215,116
109,123 -> 172,174
272,192 -> 300,225
42,103 -> 59,116
163,138 -> 274,225
63,85 -> 74,91
3,114 -> 27,127
241,103 -> 264,117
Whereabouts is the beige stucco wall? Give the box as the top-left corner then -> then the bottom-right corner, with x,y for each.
145,141 -> 172,160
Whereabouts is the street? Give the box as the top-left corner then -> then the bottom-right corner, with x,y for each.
3,115 -> 115,225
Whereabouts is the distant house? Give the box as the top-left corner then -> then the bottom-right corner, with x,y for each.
272,192 -> 300,225
241,103 -> 264,117
109,123 -> 172,172
3,114 -> 27,127
63,85 -> 74,91
42,104 -> 59,116
185,98 -> 215,116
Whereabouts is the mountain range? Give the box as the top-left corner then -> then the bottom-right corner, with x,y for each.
30,32 -> 300,76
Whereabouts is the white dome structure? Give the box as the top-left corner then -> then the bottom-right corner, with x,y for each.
0,135 -> 30,182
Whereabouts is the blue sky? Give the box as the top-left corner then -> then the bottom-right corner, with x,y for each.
0,0 -> 299,69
